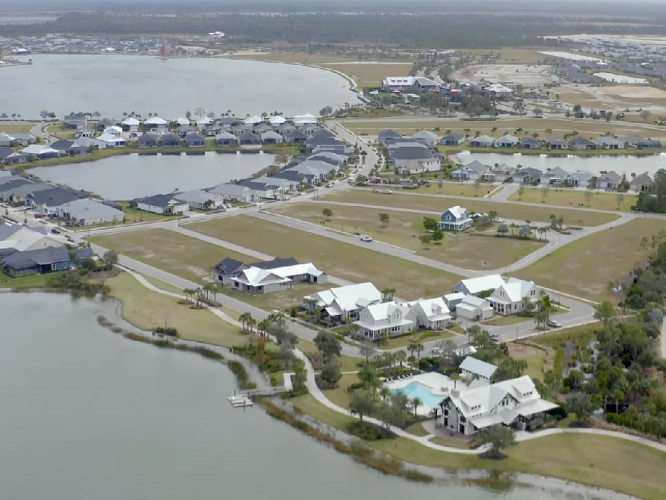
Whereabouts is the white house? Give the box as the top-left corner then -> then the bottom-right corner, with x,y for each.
494,134 -> 520,148
439,206 -> 473,231
355,301 -> 416,340
597,171 -> 622,190
412,130 -> 438,147
173,190 -> 226,210
630,172 -> 653,192
134,193 -> 189,215
454,274 -> 505,296
488,278 -> 539,316
56,199 -> 125,226
460,356 -> 497,382
455,295 -> 493,320
230,262 -> 327,294
566,170 -> 594,189
403,297 -> 452,330
539,167 -> 569,186
121,117 -> 140,131
470,135 -> 495,148
451,160 -> 490,181
98,133 -> 126,147
303,282 -> 381,323
395,158 -> 441,175
443,292 -> 465,310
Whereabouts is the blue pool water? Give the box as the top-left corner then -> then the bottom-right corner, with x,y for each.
395,382 -> 443,408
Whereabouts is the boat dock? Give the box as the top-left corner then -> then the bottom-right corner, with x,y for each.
227,386 -> 289,408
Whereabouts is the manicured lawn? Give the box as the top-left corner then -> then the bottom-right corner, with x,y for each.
513,218 -> 666,303
373,330 -> 455,350
322,373 -> 358,410
106,271 -> 249,348
219,282 -> 331,313
481,315 -> 532,327
187,216 -> 463,300
509,187 -> 637,212
75,205 -> 176,230
461,47 -> 545,64
0,123 -> 34,134
290,394 -> 356,430
391,182 -> 496,198
508,343 -> 546,381
320,190 -> 620,227
89,228 -> 248,283
320,63 -> 412,86
404,422 -> 429,437
0,272 -> 60,289
428,435 -> 472,449
272,202 -> 544,269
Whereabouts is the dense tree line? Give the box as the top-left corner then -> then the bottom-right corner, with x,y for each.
2,12 -> 663,47
634,169 -> 666,214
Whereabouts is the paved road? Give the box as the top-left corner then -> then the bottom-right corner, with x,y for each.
326,120 -> 378,177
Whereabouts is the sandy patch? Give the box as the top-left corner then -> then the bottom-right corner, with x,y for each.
600,85 -> 666,100
452,64 -> 554,86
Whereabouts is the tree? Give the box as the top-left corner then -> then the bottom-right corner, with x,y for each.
322,207 -> 333,220
567,392 -> 595,423
540,186 -> 549,203
411,397 -> 423,416
474,177 -> 482,197
381,288 -> 396,302
239,312 -> 254,333
477,425 -> 517,457
615,193 -> 624,210
517,184 -> 525,201
291,359 -> 307,394
419,234 -> 432,246
102,249 -> 118,270
359,344 -> 377,363
314,330 -> 342,362
584,189 -> 593,207
349,391 -> 375,422
640,109 -> 651,122
379,213 -> 390,227
497,224 -> 509,236
357,364 -> 379,393
319,106 -> 333,117
422,216 -> 439,232
594,301 -> 616,326
431,227 -> 444,242
320,362 -> 342,387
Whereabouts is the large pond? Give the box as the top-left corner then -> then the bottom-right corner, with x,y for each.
453,151 -> 666,177
0,292 -> 637,500
0,54 -> 357,118
30,151 -> 274,200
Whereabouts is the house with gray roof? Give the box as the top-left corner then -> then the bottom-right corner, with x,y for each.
487,163 -> 516,183
261,131 -> 283,144
173,190 -> 225,210
378,129 -> 402,144
271,169 -> 317,187
495,134 -> 520,148
630,172 -> 653,192
48,140 -> 75,154
570,137 -> 597,150
593,136 -> 624,150
4,246 -> 94,275
284,129 -> 308,144
0,147 -> 15,164
28,187 -> 81,213
513,167 -> 542,184
208,183 -> 259,202
63,114 -> 87,129
215,132 -> 238,146
253,176 -> 300,192
440,133 -> 465,146
137,133 -> 158,148
566,170 -> 594,188
239,131 -> 260,146
56,198 -> 125,226
412,130 -> 438,147
66,140 -> 93,156
3,152 -> 29,166
470,135 -> 495,148
546,136 -> 568,150
520,136 -> 542,150
1,181 -> 53,203
299,123 -> 321,136
539,167 -> 568,186
254,123 -> 273,134
452,160 -> 490,181
184,133 -> 206,147
160,134 -> 181,147
133,193 -> 189,215
8,133 -> 36,146
597,171 -> 622,190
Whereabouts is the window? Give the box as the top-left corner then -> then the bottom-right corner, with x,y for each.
51,263 -> 57,271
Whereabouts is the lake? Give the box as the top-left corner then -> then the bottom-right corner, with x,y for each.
453,151 -> 666,177
29,151 -> 274,200
0,292 -> 635,500
0,54 -> 357,119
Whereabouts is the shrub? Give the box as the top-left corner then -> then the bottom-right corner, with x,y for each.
266,359 -> 284,373
549,406 -> 568,420
528,418 -> 544,431
269,375 -> 280,387
154,326 -> 178,336
348,382 -> 365,392
346,421 -> 394,441
418,331 -> 440,341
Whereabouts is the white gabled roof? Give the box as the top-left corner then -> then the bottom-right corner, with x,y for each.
471,134 -> 495,143
269,115 -> 286,125
0,133 -> 15,141
98,133 -> 125,143
236,262 -> 324,287
460,356 -> 497,379
306,282 -> 381,312
445,205 -> 468,219
244,115 -> 262,125
174,117 -> 190,126
121,117 -> 140,125
460,295 -> 492,308
457,274 -> 505,295
145,116 -> 167,125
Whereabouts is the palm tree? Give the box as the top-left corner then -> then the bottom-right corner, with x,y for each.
239,312 -> 252,333
396,350 -> 407,367
415,344 -> 425,361
258,319 -> 271,338
407,342 -> 419,358
450,371 -> 461,389
246,315 -> 256,333
379,387 -> 391,402
411,397 -> 423,416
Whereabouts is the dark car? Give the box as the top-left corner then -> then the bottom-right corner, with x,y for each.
51,228 -> 61,234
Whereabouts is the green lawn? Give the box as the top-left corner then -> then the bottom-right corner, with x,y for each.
481,315 -> 533,327
320,190 -> 620,227
513,218 -> 666,303
272,202 -> 544,270
373,330 -> 455,350
509,187 -> 638,212
404,422 -> 430,437
428,435 -> 472,449
0,272 -> 60,289
0,123 -> 34,134
321,373 -> 358,410
186,216 -> 463,300
298,339 -> 360,373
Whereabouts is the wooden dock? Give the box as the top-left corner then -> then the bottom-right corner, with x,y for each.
227,387 -> 288,408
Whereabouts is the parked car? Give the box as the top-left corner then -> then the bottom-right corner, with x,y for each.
547,320 -> 562,328
360,235 -> 373,242
33,213 -> 45,219
431,347 -> 442,356
489,334 -> 500,341
493,217 -> 505,223
326,182 -> 334,188
51,228 -> 60,234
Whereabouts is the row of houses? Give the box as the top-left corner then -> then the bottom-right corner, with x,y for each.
378,130 -> 444,175
442,133 -> 662,151
451,160 -> 654,191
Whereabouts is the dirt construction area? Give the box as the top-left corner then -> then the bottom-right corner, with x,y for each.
452,64 -> 554,86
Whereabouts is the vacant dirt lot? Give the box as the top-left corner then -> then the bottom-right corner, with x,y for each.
453,64 -> 554,86
321,63 -> 412,86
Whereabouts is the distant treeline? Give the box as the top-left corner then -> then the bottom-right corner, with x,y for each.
1,13 -> 665,47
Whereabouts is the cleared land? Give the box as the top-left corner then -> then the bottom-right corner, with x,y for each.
319,190 -> 620,227
342,116 -> 666,139
291,394 -> 666,500
0,123 -> 33,134
509,188 -> 637,212
513,218 -> 666,303
272,202 -> 543,269
231,52 -> 356,64
187,215 -> 463,300
460,48 -> 547,64
320,63 -> 412,86
106,271 -> 248,348
452,63 -> 553,86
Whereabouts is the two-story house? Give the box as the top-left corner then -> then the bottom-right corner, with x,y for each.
303,282 -> 382,324
401,297 -> 452,330
487,278 -> 539,315
439,206 -> 473,231
354,301 -> 417,340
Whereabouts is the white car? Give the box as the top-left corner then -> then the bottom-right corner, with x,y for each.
494,217 -> 506,223
360,235 -> 373,242
431,347 -> 442,356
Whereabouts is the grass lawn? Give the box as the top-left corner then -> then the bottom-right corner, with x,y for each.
75,205 -> 176,230
0,272 -> 58,289
106,271 -> 249,348
404,422 -> 430,437
461,47 -> 546,64
0,123 -> 34,134
298,339 -> 360,373
187,216 -> 463,300
219,282 -> 331,313
428,435 -> 472,449
272,202 -> 544,269
509,187 -> 637,212
513,218 -> 666,303
320,189 -> 620,227
288,394 -> 666,500
508,343 -> 546,381
372,330 -> 455,350
322,373 -> 358,410
320,63 -> 412,86
89,228 -> 247,283
481,315 -> 532,327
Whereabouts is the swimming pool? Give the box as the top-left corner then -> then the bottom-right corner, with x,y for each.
394,381 -> 443,408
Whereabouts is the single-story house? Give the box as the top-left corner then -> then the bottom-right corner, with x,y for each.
66,140 -> 93,156
137,133 -> 159,148
48,140 -> 75,154
230,262 -> 327,294
460,356 -> 497,382
97,133 -> 126,148
121,117 -> 141,131
566,170 -> 594,189
452,160 -> 490,181
261,131 -> 284,144
21,145 -> 60,160
269,115 -> 287,126
495,134 -> 520,148
161,134 -> 182,147
56,198 -> 125,226
239,131 -> 260,146
96,118 -> 116,131
244,115 -> 262,126
487,164 -> 516,183
3,246 -> 94,275
570,137 -> 597,150
412,130 -> 438,147
470,135 -> 495,148
454,275 -> 505,296
630,172 -> 654,192
4,152 -> 29,165
173,190 -> 225,210
184,133 -> 206,147
378,129 -> 403,145
546,136 -> 569,150
0,224 -> 62,258
593,136 -> 624,150
28,187 -> 81,214
215,132 -> 238,146
63,114 -> 87,129
208,183 -> 262,202
9,133 -> 36,146
520,137 -> 542,150
284,129 -> 308,144
439,133 -> 465,146
513,167 -> 542,184
539,167 -> 568,186
440,206 -> 473,231
395,158 -> 442,175
488,278 -> 539,315
0,134 -> 15,147
75,128 -> 94,139
597,171 -> 622,190
133,193 -> 189,215
354,301 -> 416,340
0,147 -> 15,164
145,116 -> 168,130
212,257 -> 297,285
304,282 -> 382,323
455,295 -> 493,320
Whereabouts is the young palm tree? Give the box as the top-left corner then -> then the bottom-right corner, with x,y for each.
379,387 -> 391,402
411,397 -> 423,416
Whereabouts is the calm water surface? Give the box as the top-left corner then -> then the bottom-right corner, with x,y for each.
455,151 -> 666,176
0,54 -> 357,118
0,293 -> 635,500
30,151 -> 274,199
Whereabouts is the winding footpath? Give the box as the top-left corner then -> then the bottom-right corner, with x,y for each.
119,266 -> 666,456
